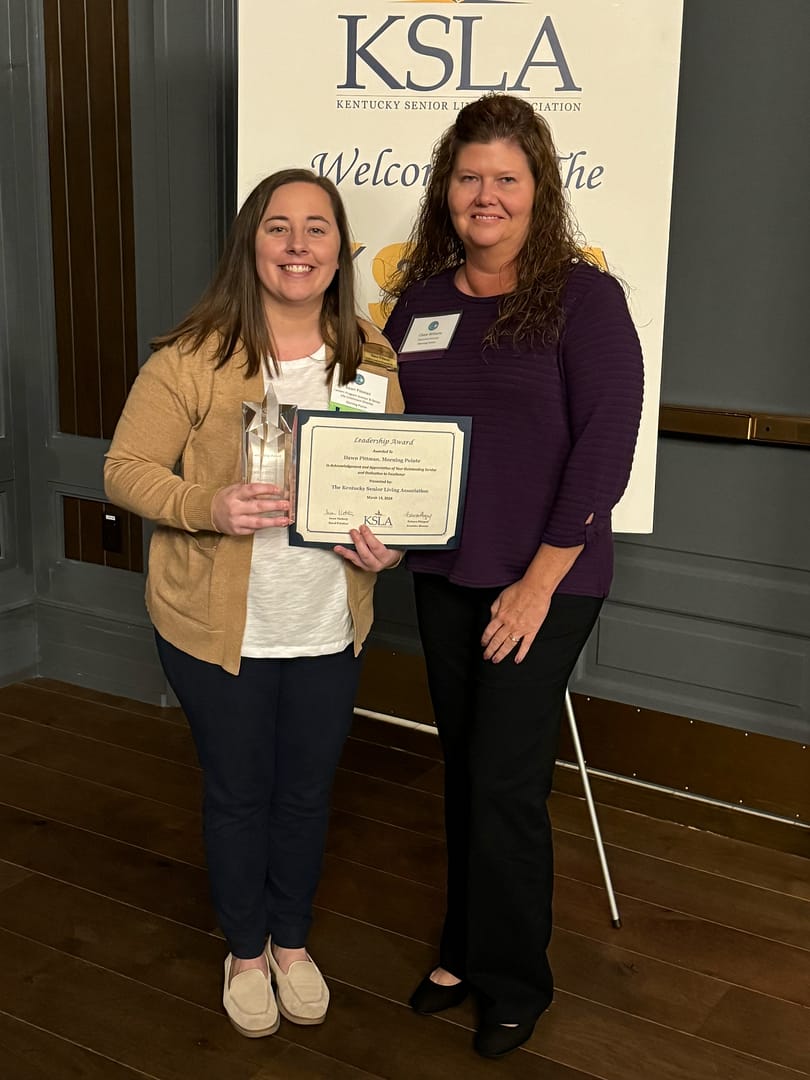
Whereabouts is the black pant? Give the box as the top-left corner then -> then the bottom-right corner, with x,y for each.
156,633 -> 361,958
413,573 -> 603,1024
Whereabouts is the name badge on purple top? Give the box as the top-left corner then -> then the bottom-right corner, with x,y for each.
399,312 -> 461,359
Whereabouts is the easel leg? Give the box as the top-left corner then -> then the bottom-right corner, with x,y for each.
564,689 -> 622,928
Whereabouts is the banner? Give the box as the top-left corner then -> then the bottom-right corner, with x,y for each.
238,0 -> 684,532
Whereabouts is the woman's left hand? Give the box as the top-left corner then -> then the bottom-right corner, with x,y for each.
334,524 -> 402,572
482,579 -> 552,664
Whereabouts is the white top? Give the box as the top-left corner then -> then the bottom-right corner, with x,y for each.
241,346 -> 352,658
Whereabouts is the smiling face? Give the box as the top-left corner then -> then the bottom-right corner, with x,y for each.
254,181 -> 341,315
447,139 -> 536,267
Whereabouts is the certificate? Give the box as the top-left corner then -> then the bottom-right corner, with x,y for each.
289,411 -> 472,549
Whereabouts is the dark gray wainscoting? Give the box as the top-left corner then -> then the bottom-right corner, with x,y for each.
36,601 -> 166,705
574,438 -> 809,743
0,605 -> 37,685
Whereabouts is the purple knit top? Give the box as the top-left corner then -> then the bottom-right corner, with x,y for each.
383,262 -> 644,597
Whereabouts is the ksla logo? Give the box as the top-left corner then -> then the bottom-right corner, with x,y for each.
364,511 -> 394,527
338,13 -> 580,93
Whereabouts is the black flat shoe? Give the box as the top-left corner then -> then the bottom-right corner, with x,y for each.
409,971 -> 469,1014
474,1019 -> 536,1058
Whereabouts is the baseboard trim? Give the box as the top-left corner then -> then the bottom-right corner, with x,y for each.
554,759 -> 808,830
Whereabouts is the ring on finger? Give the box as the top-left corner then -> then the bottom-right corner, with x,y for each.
509,633 -> 520,644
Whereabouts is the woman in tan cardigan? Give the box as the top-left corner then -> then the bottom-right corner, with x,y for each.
105,170 -> 402,1038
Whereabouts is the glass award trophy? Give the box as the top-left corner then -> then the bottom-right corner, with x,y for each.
242,383 -> 298,521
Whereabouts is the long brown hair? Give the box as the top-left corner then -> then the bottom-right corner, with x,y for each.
152,169 -> 365,381
385,94 -> 582,344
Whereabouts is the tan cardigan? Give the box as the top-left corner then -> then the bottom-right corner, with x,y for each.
104,323 -> 404,674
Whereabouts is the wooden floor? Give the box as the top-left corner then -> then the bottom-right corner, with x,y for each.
0,679 -> 808,1079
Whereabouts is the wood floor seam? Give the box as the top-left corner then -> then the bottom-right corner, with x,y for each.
555,986 -> 810,1072
0,752 -> 204,819
1,856 -> 441,958
342,735 -> 441,765
551,923 -> 808,1007
553,911 -> 810,1010
552,822 -> 810,903
335,764 -> 444,800
310,902 -> 434,948
553,870 -> 810,954
8,685 -> 184,729
323,851 -> 444,892
0,924 -> 241,1015
0,1006 -> 166,1079
331,807 -> 447,842
337,760 -> 443,791
0,859 -> 223,939
0,709 -> 204,773
0,796 -> 208,873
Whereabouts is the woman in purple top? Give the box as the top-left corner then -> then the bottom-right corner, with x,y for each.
383,95 -> 643,1059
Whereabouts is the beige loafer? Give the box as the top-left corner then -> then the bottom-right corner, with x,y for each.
223,953 -> 280,1038
265,942 -> 329,1025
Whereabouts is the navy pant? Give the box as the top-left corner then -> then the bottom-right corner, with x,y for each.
156,633 -> 361,958
413,573 -> 602,1024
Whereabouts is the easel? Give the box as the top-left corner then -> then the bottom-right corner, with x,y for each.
358,691 -> 622,928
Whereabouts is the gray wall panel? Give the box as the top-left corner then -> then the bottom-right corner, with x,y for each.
597,609 -> 806,710
611,543 -> 809,639
129,0 -> 236,358
0,605 -> 37,683
661,0 -> 810,412
576,602 -> 808,745
623,441 -> 809,571
571,435 -> 810,741
45,559 -> 150,623
37,604 -> 167,705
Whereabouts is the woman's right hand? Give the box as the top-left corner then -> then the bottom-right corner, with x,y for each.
210,483 -> 290,535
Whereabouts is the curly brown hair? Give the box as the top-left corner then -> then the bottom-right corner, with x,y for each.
384,94 -> 583,344
152,170 -> 365,382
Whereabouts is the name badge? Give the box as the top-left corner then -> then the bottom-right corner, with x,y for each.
399,312 -> 461,355
329,364 -> 388,413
